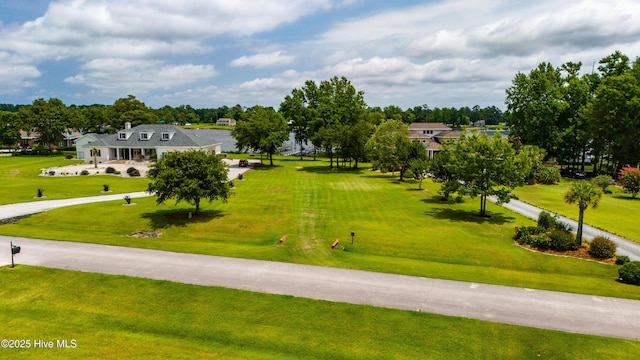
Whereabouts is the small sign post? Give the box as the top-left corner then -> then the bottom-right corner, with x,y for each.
351,231 -> 355,245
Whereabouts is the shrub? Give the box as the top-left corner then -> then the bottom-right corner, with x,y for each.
618,166 -> 640,198
114,171 -> 121,175
548,229 -> 577,251
65,155 -> 73,159
554,220 -> 572,233
105,167 -> 116,174
592,175 -> 613,192
514,226 -> 530,242
103,184 -> 110,192
618,262 -> 640,285
124,195 -> 132,205
588,236 -> 616,259
80,170 -> 89,176
36,188 -> 45,198
126,167 -> 140,176
616,255 -> 630,265
536,166 -> 561,185
537,211 -> 556,230
531,233 -> 550,250
48,171 -> 55,176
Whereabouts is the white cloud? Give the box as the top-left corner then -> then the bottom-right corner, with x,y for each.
230,51 -> 295,68
64,58 -> 217,96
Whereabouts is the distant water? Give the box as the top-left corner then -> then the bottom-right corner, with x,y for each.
189,129 -> 302,153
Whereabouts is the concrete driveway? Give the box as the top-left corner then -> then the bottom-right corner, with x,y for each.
2,236 -> 639,341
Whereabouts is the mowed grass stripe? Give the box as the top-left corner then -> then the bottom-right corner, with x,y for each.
1,158 -> 639,299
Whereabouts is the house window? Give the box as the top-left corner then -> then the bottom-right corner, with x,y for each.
140,133 -> 149,140
118,132 -> 127,140
161,132 -> 170,140
90,149 -> 101,156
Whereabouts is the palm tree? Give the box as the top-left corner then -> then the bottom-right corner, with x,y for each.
563,181 -> 602,246
92,147 -> 98,169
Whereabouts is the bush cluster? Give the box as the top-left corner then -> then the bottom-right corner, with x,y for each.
548,229 -> 577,251
588,237 -> 616,259
616,255 -> 630,265
618,262 -> 640,285
536,166 -> 561,185
105,167 -> 116,174
80,170 -> 89,176
514,226 -> 576,252
126,167 -> 140,177
537,211 -> 556,230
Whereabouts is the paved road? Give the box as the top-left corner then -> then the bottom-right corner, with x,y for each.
2,236 -> 639,341
492,197 -> 640,261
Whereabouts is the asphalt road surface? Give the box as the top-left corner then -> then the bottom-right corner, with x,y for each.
2,236 -> 639,341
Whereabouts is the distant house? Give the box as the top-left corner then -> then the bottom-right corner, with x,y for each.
19,128 -> 82,149
407,122 -> 461,158
215,118 -> 236,126
79,123 -> 222,164
19,130 -> 38,149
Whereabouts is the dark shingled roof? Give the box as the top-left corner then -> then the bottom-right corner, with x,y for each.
87,124 -> 220,148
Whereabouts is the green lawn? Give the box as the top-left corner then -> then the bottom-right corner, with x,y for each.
0,156 -> 148,205
2,157 -> 639,300
1,266 -> 637,360
514,179 -> 640,243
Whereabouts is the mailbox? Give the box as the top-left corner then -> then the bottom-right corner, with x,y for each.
11,245 -> 20,254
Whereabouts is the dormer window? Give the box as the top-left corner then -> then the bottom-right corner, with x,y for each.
118,131 -> 132,140
161,132 -> 174,141
139,131 -> 154,140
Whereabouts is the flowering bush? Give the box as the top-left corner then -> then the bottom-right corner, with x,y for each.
618,166 -> 640,198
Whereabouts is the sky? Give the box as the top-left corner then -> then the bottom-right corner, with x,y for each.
1,0 -> 640,110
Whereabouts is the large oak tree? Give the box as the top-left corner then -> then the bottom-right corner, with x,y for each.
147,150 -> 230,215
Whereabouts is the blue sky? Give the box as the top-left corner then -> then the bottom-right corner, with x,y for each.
1,0 -> 640,110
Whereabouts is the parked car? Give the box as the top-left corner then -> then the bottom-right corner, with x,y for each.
239,159 -> 249,167
573,171 -> 586,179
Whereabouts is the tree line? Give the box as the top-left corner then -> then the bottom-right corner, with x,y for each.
0,88 -> 504,153
505,50 -> 640,176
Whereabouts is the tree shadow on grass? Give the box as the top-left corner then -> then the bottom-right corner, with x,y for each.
295,165 -> 367,175
612,194 -> 640,201
424,207 -> 515,225
141,209 -> 224,230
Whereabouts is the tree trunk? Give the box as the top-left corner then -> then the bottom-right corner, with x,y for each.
195,198 -> 200,215
576,207 -> 584,246
479,195 -> 486,216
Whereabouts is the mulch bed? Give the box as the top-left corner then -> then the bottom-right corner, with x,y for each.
516,242 -> 617,265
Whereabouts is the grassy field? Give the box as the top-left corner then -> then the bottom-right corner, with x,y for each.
514,179 -> 640,243
2,157 -> 639,300
1,266 -> 637,360
0,156 -> 148,205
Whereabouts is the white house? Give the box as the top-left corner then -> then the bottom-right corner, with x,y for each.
79,123 -> 222,164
